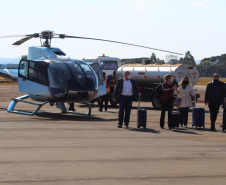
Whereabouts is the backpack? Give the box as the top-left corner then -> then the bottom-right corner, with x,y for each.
156,83 -> 162,99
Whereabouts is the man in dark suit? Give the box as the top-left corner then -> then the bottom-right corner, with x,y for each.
113,71 -> 140,128
205,73 -> 225,131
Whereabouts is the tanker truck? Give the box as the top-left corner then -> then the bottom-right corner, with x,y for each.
112,63 -> 199,109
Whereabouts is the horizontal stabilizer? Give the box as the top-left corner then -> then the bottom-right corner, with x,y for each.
0,69 -> 18,82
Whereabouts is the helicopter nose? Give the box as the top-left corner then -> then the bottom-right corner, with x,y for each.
50,88 -> 68,99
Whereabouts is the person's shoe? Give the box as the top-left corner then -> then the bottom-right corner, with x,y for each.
211,124 -> 216,131
125,125 -> 129,128
210,126 -> 216,131
117,124 -> 122,128
184,125 -> 187,128
99,109 -> 102,112
160,126 -> 164,129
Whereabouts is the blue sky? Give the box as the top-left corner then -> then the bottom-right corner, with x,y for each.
0,0 -> 225,61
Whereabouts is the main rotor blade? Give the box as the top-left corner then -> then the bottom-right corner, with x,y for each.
0,35 -> 26,38
65,35 -> 183,55
12,36 -> 34,45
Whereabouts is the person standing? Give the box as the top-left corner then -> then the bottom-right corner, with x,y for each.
113,71 -> 140,128
174,76 -> 195,128
160,74 -> 177,129
69,103 -> 75,111
99,72 -> 110,112
205,73 -> 225,131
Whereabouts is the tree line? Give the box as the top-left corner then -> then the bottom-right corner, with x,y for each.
197,54 -> 226,77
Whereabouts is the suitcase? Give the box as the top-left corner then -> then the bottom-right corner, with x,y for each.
192,94 -> 205,128
192,107 -> 205,128
222,101 -> 226,131
137,94 -> 147,129
172,110 -> 180,128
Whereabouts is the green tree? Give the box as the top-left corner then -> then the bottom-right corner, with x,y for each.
150,53 -> 157,63
184,51 -> 196,66
197,59 -> 212,76
177,51 -> 196,66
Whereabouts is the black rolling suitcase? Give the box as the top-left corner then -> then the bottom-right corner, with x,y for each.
192,96 -> 205,128
172,110 -> 180,128
137,95 -> 147,129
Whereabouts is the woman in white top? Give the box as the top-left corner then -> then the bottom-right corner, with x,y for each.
174,76 -> 195,127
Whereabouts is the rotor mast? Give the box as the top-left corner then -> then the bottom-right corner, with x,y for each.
41,30 -> 53,47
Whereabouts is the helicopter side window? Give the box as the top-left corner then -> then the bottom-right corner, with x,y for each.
28,61 -> 47,85
88,62 -> 104,85
19,61 -> 28,78
29,62 -> 38,80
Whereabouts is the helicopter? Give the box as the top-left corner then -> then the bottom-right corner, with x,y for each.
0,30 -> 183,116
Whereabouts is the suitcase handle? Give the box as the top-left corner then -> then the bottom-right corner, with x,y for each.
193,93 -> 196,107
138,93 -> 141,110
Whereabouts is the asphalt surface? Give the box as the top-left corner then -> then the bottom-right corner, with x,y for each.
0,84 -> 226,185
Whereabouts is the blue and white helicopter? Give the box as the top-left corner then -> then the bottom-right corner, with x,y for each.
0,30 -> 182,116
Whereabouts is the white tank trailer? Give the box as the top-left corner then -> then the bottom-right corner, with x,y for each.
115,63 -> 199,109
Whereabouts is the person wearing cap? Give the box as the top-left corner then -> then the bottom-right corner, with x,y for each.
99,72 -> 111,112
205,73 -> 225,131
113,71 -> 140,128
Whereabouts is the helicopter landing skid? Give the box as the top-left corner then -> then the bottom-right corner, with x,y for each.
58,102 -> 92,116
7,94 -> 49,116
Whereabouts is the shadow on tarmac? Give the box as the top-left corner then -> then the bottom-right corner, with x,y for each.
189,127 -> 225,133
171,128 -> 202,135
0,108 -> 7,111
128,127 -> 160,134
31,112 -> 118,122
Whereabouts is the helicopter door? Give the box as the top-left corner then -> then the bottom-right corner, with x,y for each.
18,60 -> 50,97
86,61 -> 106,98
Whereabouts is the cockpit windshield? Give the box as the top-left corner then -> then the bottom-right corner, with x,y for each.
48,60 -> 97,91
101,60 -> 118,70
48,61 -> 71,89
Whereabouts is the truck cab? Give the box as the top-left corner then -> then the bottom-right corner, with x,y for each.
83,55 -> 121,77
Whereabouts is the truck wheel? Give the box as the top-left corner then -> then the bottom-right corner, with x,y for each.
110,100 -> 117,107
151,94 -> 161,110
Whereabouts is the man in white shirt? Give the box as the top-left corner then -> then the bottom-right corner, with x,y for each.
113,71 -> 140,128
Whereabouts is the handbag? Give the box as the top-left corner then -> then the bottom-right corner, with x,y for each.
174,97 -> 181,107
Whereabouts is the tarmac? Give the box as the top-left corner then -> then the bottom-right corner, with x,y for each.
0,84 -> 226,185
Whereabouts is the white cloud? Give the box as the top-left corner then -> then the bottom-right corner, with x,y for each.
88,5 -> 96,11
192,0 -> 210,7
130,0 -> 161,3
132,0 -> 161,11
